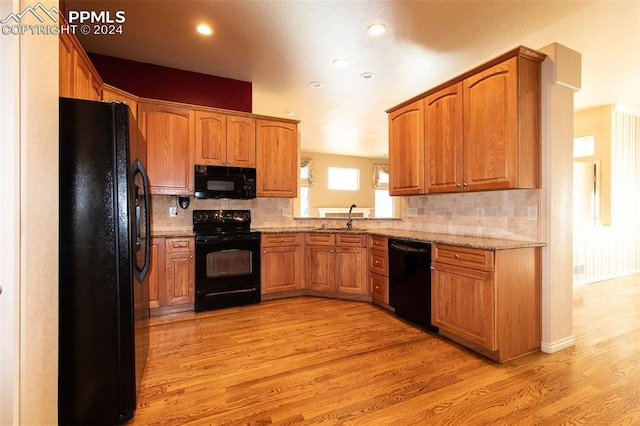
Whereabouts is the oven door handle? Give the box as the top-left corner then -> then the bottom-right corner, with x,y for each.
203,288 -> 257,298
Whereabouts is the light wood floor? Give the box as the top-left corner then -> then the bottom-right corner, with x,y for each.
131,274 -> 640,425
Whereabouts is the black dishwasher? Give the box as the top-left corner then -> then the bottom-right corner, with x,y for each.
388,238 -> 437,332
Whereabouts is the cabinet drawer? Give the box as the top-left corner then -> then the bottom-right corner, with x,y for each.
166,237 -> 194,253
262,233 -> 302,247
370,272 -> 388,304
432,244 -> 493,271
336,233 -> 366,247
305,233 -> 335,246
369,249 -> 388,276
369,235 -> 387,250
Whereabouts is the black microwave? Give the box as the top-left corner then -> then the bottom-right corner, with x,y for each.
194,165 -> 257,199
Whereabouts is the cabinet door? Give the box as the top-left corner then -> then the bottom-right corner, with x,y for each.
148,238 -> 165,309
139,102 -> 195,195
335,247 -> 367,295
425,82 -> 464,193
431,262 -> 496,351
59,34 -> 74,98
165,251 -> 195,306
256,120 -> 298,197
388,99 -> 425,195
227,116 -> 256,167
194,111 -> 226,166
463,57 -> 518,191
261,245 -> 303,294
305,245 -> 335,292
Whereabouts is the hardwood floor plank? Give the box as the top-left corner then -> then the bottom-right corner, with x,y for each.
130,275 -> 640,425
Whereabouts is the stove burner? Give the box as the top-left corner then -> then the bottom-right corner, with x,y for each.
193,209 -> 252,235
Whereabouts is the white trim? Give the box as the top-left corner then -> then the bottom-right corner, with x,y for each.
541,336 -> 576,354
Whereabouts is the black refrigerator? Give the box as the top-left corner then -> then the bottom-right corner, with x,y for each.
59,98 -> 151,425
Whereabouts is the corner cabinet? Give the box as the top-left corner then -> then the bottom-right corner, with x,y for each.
388,99 -> 426,195
388,46 -> 545,195
138,101 -> 195,195
256,119 -> 299,198
431,244 -> 541,362
305,233 -> 368,298
194,111 -> 256,168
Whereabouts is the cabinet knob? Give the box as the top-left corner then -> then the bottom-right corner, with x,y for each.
456,183 -> 462,188
280,238 -> 284,242
375,260 -> 379,265
263,250 -> 266,254
454,254 -> 460,259
190,255 -> 193,259
463,183 -> 468,187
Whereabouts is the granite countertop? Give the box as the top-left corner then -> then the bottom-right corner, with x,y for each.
255,227 -> 545,250
151,229 -> 194,238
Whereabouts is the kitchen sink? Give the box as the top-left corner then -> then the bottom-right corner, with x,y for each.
313,226 -> 355,231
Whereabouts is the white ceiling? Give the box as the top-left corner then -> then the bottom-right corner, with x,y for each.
71,0 -> 640,158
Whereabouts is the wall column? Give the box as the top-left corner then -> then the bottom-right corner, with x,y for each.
538,43 -> 581,352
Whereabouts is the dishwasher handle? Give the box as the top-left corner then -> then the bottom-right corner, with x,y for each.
390,242 -> 430,254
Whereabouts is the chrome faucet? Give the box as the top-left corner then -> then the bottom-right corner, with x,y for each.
346,204 -> 357,229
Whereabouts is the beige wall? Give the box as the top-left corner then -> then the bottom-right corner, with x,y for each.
573,105 -> 612,225
300,152 -> 378,217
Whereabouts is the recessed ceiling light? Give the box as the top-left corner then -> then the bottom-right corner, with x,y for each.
367,23 -> 386,36
332,58 -> 348,68
360,72 -> 374,80
309,81 -> 323,89
196,23 -> 213,36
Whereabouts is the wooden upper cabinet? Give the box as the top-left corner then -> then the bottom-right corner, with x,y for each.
463,54 -> 541,191
388,46 -> 544,195
59,29 -> 103,101
227,115 -> 256,167
425,82 -> 464,193
59,33 -> 74,98
102,84 -> 139,120
256,119 -> 298,197
195,111 -> 256,168
138,101 -> 195,195
195,111 -> 226,166
388,99 -> 425,196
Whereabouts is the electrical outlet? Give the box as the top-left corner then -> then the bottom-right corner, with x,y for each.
169,206 -> 178,217
281,208 -> 288,217
407,207 -> 417,216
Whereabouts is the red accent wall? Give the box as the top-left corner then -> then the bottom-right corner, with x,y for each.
88,53 -> 252,113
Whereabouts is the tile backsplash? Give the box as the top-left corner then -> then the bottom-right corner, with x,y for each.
151,189 -> 540,242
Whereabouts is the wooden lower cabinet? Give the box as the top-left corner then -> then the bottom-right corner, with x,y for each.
305,233 -> 368,298
431,244 -> 541,362
261,233 -> 304,297
368,235 -> 389,305
149,237 -> 195,316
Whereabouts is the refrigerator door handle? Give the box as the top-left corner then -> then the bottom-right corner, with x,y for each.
132,159 -> 151,282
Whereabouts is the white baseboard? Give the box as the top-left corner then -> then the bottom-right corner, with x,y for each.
541,335 -> 576,354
